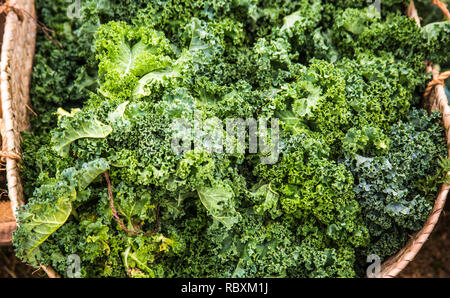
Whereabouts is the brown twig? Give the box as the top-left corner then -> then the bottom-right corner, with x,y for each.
104,171 -> 160,236
25,104 -> 38,117
39,265 -> 61,278
432,0 -> 450,20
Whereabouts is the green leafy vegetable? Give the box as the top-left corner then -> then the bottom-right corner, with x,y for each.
52,112 -> 112,157
197,184 -> 240,229
13,0 -> 449,278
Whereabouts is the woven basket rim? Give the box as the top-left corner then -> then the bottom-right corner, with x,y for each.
0,0 -> 35,245
1,0 -> 448,278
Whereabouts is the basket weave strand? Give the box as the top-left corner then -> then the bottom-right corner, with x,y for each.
1,0 -> 35,220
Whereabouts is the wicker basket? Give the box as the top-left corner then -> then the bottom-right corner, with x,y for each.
1,0 -> 449,278
0,0 -> 35,246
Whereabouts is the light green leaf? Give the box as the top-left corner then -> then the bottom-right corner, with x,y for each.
281,10 -> 306,31
251,183 -> 281,218
292,81 -> 322,118
423,21 -> 450,41
21,188 -> 76,262
276,110 -> 308,134
108,40 -> 172,77
133,68 -> 180,99
55,108 -> 81,121
61,158 -> 110,190
197,184 -> 239,229
52,118 -> 112,157
108,101 -> 130,123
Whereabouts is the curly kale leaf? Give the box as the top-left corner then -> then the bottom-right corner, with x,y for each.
18,0 -> 449,278
51,110 -> 112,157
13,159 -> 109,264
13,184 -> 76,265
342,126 -> 390,157
349,110 -> 447,258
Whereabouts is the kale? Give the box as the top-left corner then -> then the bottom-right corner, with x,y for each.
347,110 -> 447,259
13,0 -> 449,277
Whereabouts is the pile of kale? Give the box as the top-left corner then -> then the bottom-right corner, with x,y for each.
12,0 -> 450,277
